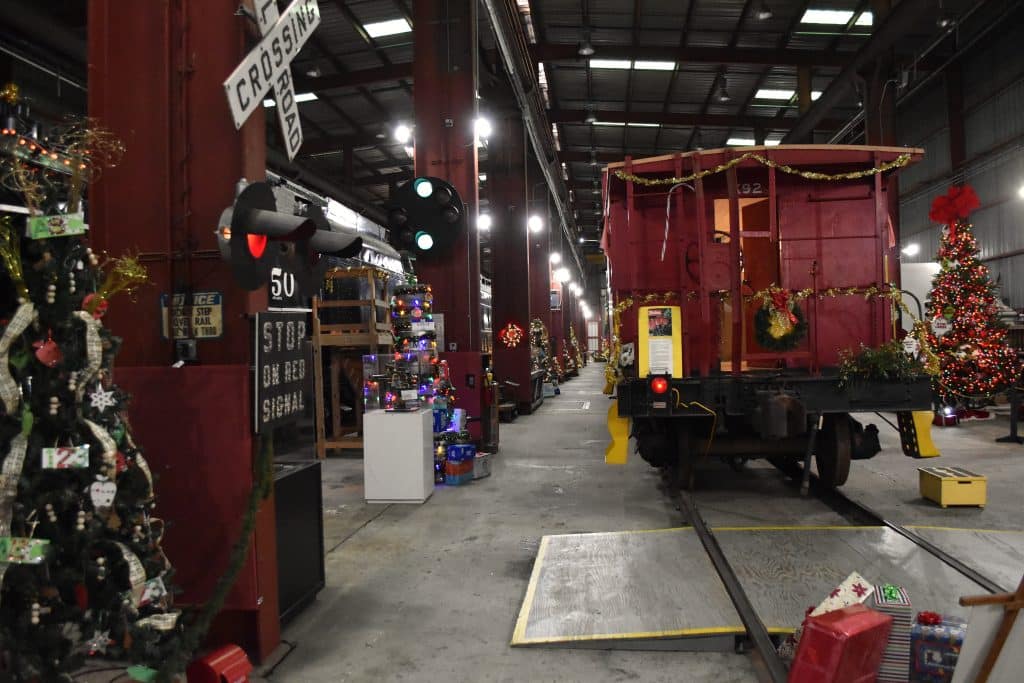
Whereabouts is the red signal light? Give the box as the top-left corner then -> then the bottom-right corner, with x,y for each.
650,377 -> 669,394
247,233 -> 268,259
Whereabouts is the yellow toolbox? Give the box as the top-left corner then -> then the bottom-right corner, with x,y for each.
918,466 -> 987,508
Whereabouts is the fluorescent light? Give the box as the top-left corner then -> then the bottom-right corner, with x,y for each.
901,243 -> 921,256
801,9 -> 854,24
633,60 -> 676,71
629,122 -> 660,128
812,91 -> 822,100
1018,183 -> 1024,199
478,214 -> 492,231
263,93 -> 317,107
364,18 -> 412,38
478,173 -> 487,182
726,138 -> 756,146
593,121 -> 625,126
394,124 -> 412,143
550,252 -> 562,264
589,59 -> 632,70
765,140 -> 781,146
855,11 -> 873,26
756,89 -> 795,100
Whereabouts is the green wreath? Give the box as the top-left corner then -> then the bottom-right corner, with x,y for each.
754,302 -> 808,352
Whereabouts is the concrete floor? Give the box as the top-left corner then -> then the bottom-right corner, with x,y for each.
258,365 -> 1024,682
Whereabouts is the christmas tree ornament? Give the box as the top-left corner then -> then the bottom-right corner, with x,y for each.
88,385 -> 117,412
44,503 -> 57,523
41,444 -> 90,469
86,629 -> 112,655
81,292 -> 108,318
75,510 -> 86,531
89,478 -> 117,509
33,330 -> 63,367
48,395 -> 60,415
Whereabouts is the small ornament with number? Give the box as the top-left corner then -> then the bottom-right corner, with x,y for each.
41,445 -> 90,469
89,478 -> 117,509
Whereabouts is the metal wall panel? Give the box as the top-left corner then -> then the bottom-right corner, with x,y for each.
898,23 -> 1024,308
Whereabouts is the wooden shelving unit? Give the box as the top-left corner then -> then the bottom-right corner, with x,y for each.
312,267 -> 392,459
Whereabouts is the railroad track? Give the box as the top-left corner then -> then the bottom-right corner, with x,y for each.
664,461 -> 1005,683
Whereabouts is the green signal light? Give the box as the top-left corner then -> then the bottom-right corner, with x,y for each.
415,231 -> 434,250
414,178 -> 434,198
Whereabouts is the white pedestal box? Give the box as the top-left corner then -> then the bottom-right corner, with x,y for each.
363,408 -> 435,504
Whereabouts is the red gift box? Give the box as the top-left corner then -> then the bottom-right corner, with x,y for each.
789,603 -> 893,683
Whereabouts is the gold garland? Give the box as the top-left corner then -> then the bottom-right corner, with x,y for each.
613,152 -> 912,187
604,285 -> 939,392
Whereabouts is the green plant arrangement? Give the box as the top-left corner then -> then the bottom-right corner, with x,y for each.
837,341 -> 927,389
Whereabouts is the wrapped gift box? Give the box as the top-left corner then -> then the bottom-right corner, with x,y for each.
872,584 -> 913,682
781,572 -> 877,665
910,612 -> 967,682
789,604 -> 893,683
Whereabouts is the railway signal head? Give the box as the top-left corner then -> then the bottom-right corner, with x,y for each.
217,180 -> 361,294
387,176 -> 466,257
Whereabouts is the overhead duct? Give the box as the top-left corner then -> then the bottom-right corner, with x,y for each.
480,0 -> 585,280
782,0 -> 932,144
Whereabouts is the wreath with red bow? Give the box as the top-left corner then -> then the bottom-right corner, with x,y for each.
498,322 -> 525,349
928,185 -> 980,241
754,290 -> 807,352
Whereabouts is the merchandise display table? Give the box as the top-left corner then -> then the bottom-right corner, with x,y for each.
364,408 -> 435,503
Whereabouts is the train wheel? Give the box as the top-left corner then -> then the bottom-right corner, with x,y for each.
816,414 -> 851,488
673,428 -> 696,491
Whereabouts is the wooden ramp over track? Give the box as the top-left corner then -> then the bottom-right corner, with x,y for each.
512,526 -> 1024,650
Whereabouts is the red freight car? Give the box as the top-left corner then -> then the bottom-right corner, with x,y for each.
602,145 -> 933,488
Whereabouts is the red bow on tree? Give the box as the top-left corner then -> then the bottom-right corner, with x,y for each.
916,611 -> 942,626
928,185 -> 980,241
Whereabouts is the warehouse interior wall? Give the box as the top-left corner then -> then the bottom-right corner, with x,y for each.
897,19 -> 1024,309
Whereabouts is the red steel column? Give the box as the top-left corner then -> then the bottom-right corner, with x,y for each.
528,160 -> 552,365
412,0 -> 486,439
88,0 -> 279,660
489,113 -> 532,408
413,0 -> 481,351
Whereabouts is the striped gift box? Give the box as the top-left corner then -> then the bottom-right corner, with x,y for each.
873,584 -> 913,683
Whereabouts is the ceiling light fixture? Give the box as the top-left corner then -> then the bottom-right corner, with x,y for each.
715,77 -> 731,103
394,123 -> 412,143
528,215 -> 544,233
474,117 -> 493,139
478,214 -> 492,231
901,243 -> 920,257
364,18 -> 412,38
755,2 -> 773,20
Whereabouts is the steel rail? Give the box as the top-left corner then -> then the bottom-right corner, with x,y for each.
772,460 -> 1007,594
673,489 -> 790,683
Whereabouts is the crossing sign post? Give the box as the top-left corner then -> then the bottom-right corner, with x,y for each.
223,0 -> 321,160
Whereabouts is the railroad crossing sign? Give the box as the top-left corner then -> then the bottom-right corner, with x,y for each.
223,0 -> 321,160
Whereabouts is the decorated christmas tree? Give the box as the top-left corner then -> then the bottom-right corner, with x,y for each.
925,185 -> 1019,406
0,109 -> 183,680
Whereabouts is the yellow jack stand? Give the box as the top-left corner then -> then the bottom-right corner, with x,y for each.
605,402 -> 630,464
897,410 -> 941,458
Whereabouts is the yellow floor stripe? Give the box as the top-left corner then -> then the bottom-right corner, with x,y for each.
514,625 -> 795,646
511,536 -> 550,645
711,525 -> 878,532
905,525 -> 1024,534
